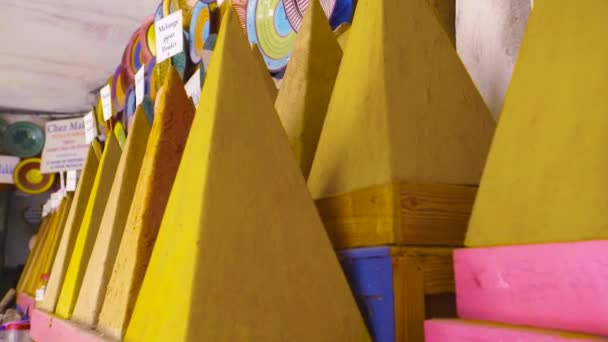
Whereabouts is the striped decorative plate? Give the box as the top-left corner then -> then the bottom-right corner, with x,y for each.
283,0 -> 354,31
140,17 -> 156,61
13,158 -> 55,194
246,0 -> 296,72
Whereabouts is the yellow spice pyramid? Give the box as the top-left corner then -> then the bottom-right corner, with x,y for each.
39,143 -> 101,313
17,215 -> 50,293
26,196 -> 73,295
97,66 -> 195,340
334,23 -> 350,50
275,0 -> 343,179
252,44 -> 278,100
307,0 -> 495,199
19,211 -> 56,295
71,108 -> 151,326
466,0 -> 608,246
55,135 -> 122,319
124,11 -> 370,341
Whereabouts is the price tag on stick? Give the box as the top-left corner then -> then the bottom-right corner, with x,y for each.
100,85 -> 112,121
135,66 -> 145,106
66,170 -> 77,192
155,11 -> 184,63
185,71 -> 201,106
83,111 -> 97,144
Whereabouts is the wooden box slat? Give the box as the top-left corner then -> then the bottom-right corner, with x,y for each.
317,182 -> 476,249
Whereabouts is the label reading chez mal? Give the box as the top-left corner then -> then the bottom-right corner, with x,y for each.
40,118 -> 88,173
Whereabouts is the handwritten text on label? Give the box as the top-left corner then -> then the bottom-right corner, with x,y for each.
100,85 -> 112,120
155,11 -> 184,63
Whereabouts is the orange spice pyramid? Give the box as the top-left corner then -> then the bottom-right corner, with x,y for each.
97,66 -> 195,340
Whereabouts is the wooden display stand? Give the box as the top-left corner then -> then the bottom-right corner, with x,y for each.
425,320 -> 607,341
324,182 -> 474,341
339,246 -> 457,342
30,309 -> 110,342
453,241 -> 608,336
317,182 -> 475,249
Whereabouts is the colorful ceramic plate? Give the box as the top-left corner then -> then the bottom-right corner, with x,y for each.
3,122 -> 44,158
140,17 -> 155,61
283,0 -> 353,31
155,2 -> 164,22
189,1 -> 218,64
121,29 -> 140,86
13,158 -> 55,194
172,31 -> 190,79
246,0 -> 296,72
112,65 -> 127,114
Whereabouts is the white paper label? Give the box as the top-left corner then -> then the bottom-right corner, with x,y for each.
100,85 -> 112,121
66,170 -> 77,191
59,172 -> 66,197
42,203 -> 48,217
135,66 -> 145,106
184,71 -> 201,106
50,193 -> 60,211
35,287 -> 46,302
155,11 -> 183,63
83,111 -> 97,144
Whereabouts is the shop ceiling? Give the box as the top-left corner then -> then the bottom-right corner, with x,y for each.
0,0 -> 158,115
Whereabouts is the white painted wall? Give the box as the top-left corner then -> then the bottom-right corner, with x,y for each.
0,0 -> 158,114
456,0 -> 532,118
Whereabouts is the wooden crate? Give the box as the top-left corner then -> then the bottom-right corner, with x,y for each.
339,246 -> 457,342
317,182 -> 476,249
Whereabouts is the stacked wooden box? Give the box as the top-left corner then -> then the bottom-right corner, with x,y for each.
425,1 -> 608,340
298,0 -> 496,340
